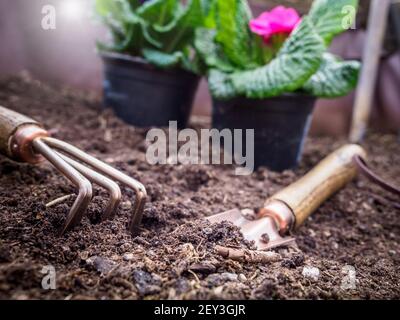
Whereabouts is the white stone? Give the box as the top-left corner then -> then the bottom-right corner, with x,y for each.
302,266 -> 320,281
123,253 -> 134,261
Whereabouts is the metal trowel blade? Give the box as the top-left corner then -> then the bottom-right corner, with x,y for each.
207,209 -> 295,250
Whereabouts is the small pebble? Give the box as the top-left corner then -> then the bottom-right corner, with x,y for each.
238,274 -> 247,282
79,251 -> 89,261
86,256 -> 116,274
123,253 -> 134,261
121,201 -> 132,210
221,272 -> 238,282
302,266 -> 320,282
111,254 -> 120,261
323,230 -> 331,238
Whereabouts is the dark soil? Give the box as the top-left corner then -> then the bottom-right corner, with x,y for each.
0,74 -> 399,300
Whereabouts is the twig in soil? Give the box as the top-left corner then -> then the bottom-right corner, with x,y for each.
188,269 -> 201,286
215,245 -> 282,264
45,194 -> 73,208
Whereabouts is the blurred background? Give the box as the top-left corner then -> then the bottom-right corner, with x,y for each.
0,0 -> 399,136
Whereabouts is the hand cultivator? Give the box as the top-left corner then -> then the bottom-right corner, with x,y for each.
0,106 -> 146,235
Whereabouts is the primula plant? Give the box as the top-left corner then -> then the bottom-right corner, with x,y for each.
95,0 -> 206,72
195,0 -> 361,99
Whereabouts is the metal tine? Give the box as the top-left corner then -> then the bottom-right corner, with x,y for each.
55,151 -> 122,221
32,139 -> 93,235
42,137 -> 147,234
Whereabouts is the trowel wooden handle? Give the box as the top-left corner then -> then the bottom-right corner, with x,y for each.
0,106 -> 41,158
268,144 -> 367,229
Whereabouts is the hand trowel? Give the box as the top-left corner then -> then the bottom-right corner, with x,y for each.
207,144 -> 367,250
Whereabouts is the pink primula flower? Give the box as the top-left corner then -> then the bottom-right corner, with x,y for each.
249,6 -> 301,42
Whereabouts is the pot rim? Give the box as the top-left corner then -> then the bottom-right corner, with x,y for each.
100,51 -> 149,64
99,51 -> 199,78
212,92 -> 317,103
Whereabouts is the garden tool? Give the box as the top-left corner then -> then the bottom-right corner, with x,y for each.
0,106 -> 146,235
350,0 -> 391,142
207,144 -> 368,250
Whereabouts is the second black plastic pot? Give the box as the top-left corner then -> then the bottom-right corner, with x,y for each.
101,52 -> 200,128
212,95 -> 316,171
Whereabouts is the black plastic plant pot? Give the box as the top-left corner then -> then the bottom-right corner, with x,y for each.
101,52 -> 200,128
212,95 -> 316,172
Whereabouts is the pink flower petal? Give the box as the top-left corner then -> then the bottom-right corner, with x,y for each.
249,5 -> 301,42
249,19 -> 272,37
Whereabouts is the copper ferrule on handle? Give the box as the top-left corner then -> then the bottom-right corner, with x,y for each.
0,105 -> 48,163
263,144 -> 367,231
10,125 -> 49,164
258,200 -> 295,236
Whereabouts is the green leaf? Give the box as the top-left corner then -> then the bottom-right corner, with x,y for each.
201,0 -> 217,28
137,0 -> 178,25
95,0 -> 161,51
309,0 -> 359,45
209,17 -> 325,99
142,48 -> 183,68
194,28 -> 235,72
155,0 -> 203,32
95,0 -> 205,71
94,0 -> 129,35
154,0 -> 204,53
95,0 -> 124,18
96,24 -> 135,52
303,53 -> 360,97
214,0 -> 261,69
208,69 -> 236,100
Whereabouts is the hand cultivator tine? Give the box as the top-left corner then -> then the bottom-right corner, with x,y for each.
42,137 -> 147,234
55,151 -> 122,220
32,139 -> 93,234
0,106 -> 147,235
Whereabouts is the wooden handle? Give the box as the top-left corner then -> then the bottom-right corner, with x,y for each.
268,144 -> 367,229
0,106 -> 40,158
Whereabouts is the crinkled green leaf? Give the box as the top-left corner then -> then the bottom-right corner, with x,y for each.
214,0 -> 261,69
208,69 -> 236,100
309,0 -> 359,45
142,48 -> 183,68
303,53 -> 360,97
209,17 -> 325,99
205,0 -> 361,99
194,28 -> 235,72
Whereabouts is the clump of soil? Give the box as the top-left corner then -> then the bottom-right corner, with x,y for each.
0,74 -> 399,299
